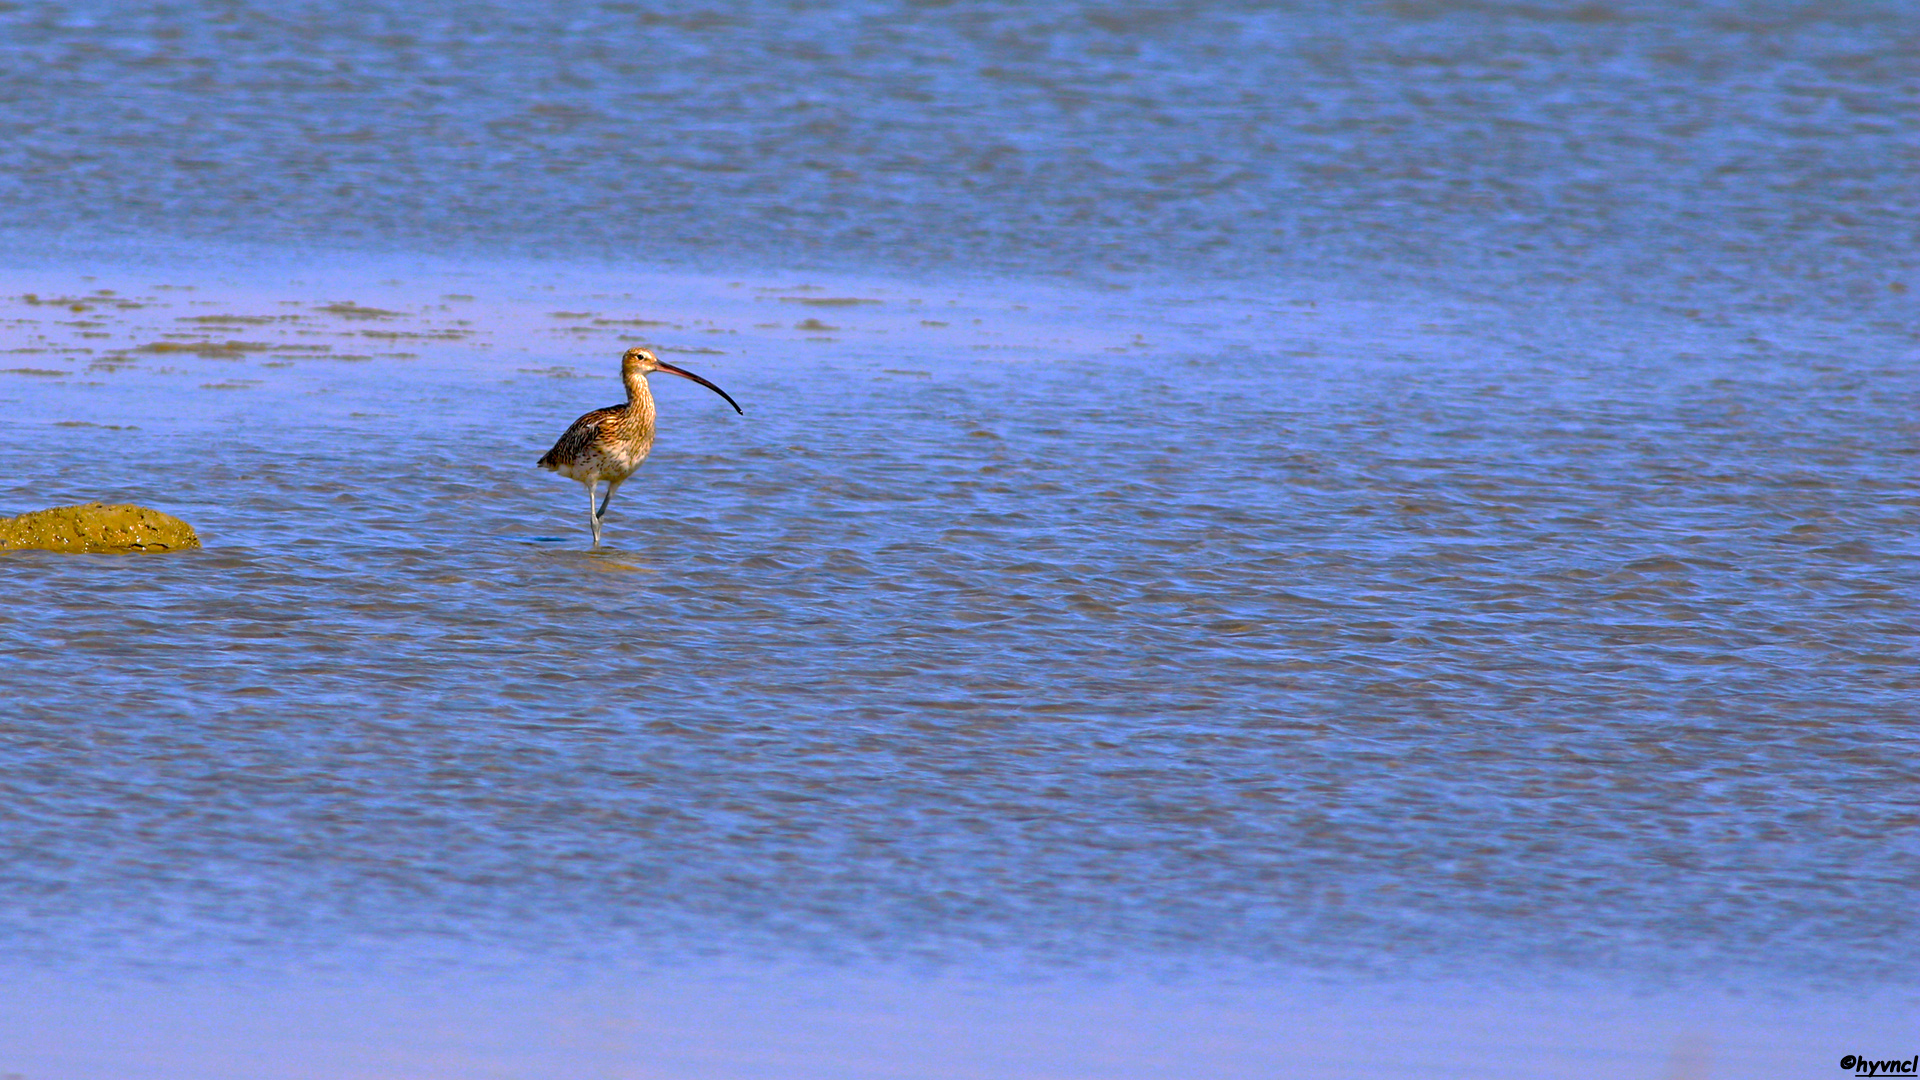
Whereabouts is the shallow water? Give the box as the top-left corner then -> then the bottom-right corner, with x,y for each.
3,1 -> 1915,317
2,258 -> 1915,1058
2,0 -> 1917,1075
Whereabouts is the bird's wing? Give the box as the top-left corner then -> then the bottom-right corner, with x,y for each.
537,405 -> 620,468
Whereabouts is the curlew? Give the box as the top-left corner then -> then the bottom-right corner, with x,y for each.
537,346 -> 742,547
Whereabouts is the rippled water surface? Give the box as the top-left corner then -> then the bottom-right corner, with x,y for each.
4,258 -> 1915,979
2,0 -> 1917,1075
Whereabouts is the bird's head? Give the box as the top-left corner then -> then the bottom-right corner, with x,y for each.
621,346 -> 743,415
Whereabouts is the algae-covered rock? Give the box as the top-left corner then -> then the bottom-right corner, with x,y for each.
0,502 -> 200,553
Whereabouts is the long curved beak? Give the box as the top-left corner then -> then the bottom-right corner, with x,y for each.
657,361 -> 744,415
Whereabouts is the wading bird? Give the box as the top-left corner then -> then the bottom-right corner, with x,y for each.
537,346 -> 742,547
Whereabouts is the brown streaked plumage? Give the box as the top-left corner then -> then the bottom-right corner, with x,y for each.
537,346 -> 743,547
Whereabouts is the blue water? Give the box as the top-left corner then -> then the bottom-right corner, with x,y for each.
1,2 -> 1916,1076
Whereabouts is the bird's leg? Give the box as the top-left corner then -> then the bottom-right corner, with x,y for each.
586,481 -> 603,547
597,478 -> 625,523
